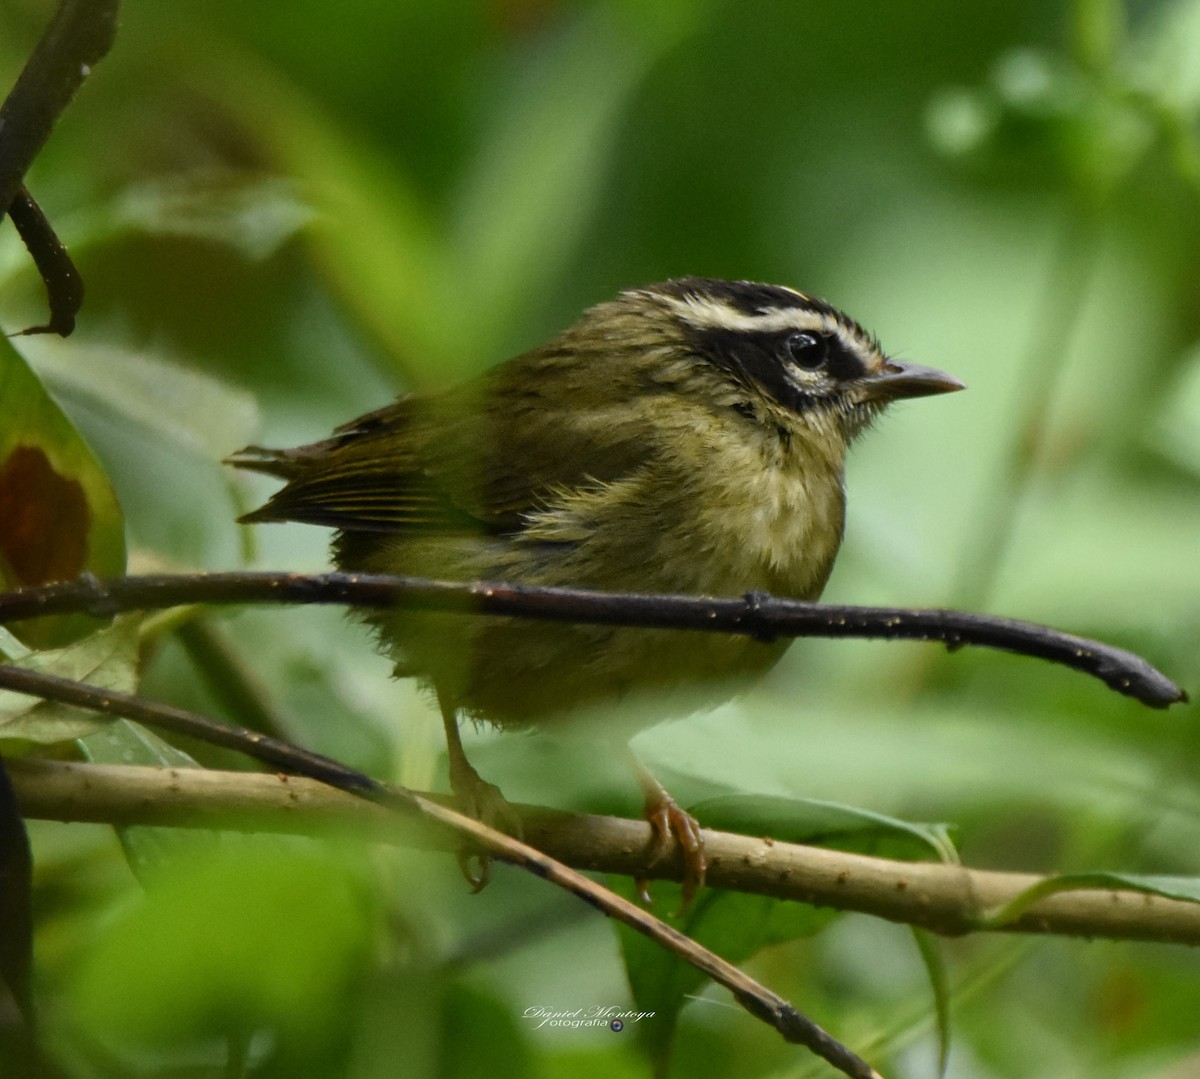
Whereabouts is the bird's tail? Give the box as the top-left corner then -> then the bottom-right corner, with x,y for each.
224,442 -> 335,480
224,445 -> 288,478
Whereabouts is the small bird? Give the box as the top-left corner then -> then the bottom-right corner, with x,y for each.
229,277 -> 963,899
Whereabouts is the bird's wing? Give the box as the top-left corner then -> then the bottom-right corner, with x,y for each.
233,404 -> 470,532
233,358 -> 654,534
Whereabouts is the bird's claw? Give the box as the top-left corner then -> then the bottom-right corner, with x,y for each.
638,785 -> 706,913
448,755 -> 523,892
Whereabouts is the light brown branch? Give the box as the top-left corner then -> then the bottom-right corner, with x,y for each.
12,758 -> 1200,947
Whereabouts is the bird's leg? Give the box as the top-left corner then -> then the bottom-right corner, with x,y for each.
625,745 -> 706,910
437,690 -> 522,891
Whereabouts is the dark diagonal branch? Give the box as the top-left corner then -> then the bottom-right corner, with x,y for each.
0,0 -> 120,218
0,662 -> 882,1079
0,571 -> 1187,707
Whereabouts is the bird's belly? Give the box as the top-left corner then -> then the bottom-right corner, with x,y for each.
348,444 -> 843,734
415,613 -> 791,736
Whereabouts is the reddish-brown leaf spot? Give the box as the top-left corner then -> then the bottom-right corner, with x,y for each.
0,445 -> 90,585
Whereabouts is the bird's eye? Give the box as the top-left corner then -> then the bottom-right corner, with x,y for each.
786,331 -> 829,370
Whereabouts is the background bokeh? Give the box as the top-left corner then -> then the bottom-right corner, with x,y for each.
1,1 -> 1198,1076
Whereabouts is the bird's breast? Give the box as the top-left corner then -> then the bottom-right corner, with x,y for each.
661,424 -> 847,600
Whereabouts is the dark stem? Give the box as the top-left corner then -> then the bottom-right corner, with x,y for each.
0,571 -> 1186,708
0,0 -> 120,218
0,0 -> 119,337
0,754 -> 34,1025
6,186 -> 83,336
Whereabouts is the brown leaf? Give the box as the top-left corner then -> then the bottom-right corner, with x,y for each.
0,446 -> 89,586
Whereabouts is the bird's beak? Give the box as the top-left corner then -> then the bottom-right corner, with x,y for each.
860,359 -> 966,402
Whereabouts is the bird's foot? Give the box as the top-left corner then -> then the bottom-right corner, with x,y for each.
447,753 -> 523,892
636,773 -> 706,912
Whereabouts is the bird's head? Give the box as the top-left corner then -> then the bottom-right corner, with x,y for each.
577,277 -> 964,445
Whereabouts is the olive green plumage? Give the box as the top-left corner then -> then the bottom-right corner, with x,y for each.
230,278 -> 962,733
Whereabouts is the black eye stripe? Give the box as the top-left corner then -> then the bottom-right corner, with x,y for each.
687,327 -> 869,410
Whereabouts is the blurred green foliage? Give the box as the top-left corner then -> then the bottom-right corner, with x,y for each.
1,0 -> 1199,1076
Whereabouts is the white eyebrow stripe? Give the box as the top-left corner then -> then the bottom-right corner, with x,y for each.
659,294 -> 841,335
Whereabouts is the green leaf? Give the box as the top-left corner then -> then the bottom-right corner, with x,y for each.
0,174 -> 316,285
22,337 -> 260,464
0,628 -> 31,662
107,172 -> 315,261
18,336 -> 260,567
0,335 -> 126,648
1099,874 -> 1200,904
0,616 -> 139,745
78,719 -> 218,884
613,875 -> 835,1067
980,871 -> 1200,928
688,794 -> 959,863
911,928 -> 951,1079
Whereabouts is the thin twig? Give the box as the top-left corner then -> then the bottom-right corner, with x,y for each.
11,758 -> 1200,946
0,572 -> 1186,707
0,662 -> 882,1079
7,186 -> 83,336
0,0 -> 118,336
